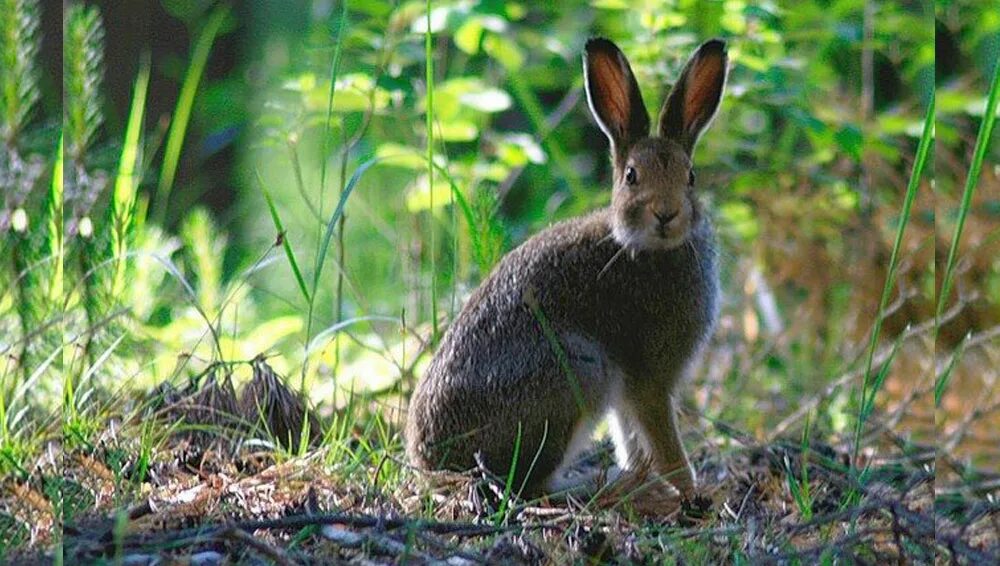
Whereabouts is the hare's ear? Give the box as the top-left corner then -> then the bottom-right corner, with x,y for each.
658,39 -> 728,156
584,38 -> 650,158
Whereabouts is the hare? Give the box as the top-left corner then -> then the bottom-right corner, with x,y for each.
406,37 -> 727,506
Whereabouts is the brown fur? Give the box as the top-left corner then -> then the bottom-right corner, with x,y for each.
406,38 -> 728,511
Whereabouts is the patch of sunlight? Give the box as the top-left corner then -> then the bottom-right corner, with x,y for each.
406,174 -> 454,212
303,330 -> 430,408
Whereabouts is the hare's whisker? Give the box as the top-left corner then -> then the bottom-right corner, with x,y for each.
687,238 -> 701,266
598,245 -> 629,280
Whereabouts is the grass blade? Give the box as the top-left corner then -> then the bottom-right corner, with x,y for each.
305,315 -> 398,356
77,333 -> 126,392
257,171 -> 310,304
13,344 -> 62,408
301,154 -> 383,388
935,333 -> 968,408
429,161 -> 482,267
48,133 -> 64,304
936,51 -> 1000,325
851,95 -> 934,466
859,328 -> 905,425
319,0 -> 348,212
153,5 -> 229,224
312,156 -> 379,293
495,422 -> 522,527
148,253 -> 222,359
425,0 -> 438,342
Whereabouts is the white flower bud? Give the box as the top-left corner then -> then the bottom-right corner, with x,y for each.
79,216 -> 93,238
11,208 -> 27,232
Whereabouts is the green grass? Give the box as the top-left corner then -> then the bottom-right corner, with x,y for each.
152,5 -> 229,225
495,422 -> 523,526
786,413 -> 814,520
259,173 -> 311,304
934,48 -> 1000,424
425,0 -> 439,343
936,51 -> 1000,331
850,94 -> 934,474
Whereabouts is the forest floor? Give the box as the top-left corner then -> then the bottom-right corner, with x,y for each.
4,359 -> 997,565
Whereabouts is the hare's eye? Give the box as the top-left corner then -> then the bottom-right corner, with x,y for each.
688,170 -> 696,187
625,166 -> 638,186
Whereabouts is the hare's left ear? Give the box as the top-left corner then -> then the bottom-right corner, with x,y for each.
658,39 -> 728,156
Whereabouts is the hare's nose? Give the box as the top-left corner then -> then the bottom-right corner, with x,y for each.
654,210 -> 679,227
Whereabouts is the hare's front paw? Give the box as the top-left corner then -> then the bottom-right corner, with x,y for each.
663,466 -> 697,500
616,475 -> 684,516
590,464 -> 681,516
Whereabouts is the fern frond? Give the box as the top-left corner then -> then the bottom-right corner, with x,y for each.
64,3 -> 105,163
108,58 -> 149,299
45,135 -> 63,304
0,0 -> 41,143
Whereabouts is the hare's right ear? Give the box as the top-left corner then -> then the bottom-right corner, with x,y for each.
584,38 -> 650,159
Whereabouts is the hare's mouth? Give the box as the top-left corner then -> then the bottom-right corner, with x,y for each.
612,223 -> 690,252
612,201 -> 693,252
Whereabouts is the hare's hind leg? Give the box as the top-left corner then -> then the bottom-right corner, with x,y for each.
497,378 -> 606,497
541,414 -> 604,495
526,334 -> 618,496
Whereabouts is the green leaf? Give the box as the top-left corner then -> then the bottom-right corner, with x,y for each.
435,120 -> 478,141
454,18 -> 483,54
497,133 -> 546,165
459,88 -> 512,113
410,4 -> 450,34
591,0 -> 630,9
834,125 -> 863,161
483,34 -> 524,71
242,316 -> 304,352
829,181 -> 859,211
719,201 -> 759,241
375,143 -> 432,169
297,73 -> 391,114
964,96 -> 1000,117
422,78 -> 511,117
406,175 -> 453,212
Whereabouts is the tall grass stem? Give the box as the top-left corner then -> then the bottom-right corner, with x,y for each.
850,95 -> 933,469
425,0 -> 439,342
936,52 -> 1000,326
153,5 -> 229,225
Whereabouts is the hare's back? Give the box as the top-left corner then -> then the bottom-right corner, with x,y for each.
424,212 -> 614,382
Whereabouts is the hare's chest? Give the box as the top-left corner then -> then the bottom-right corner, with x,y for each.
617,259 -> 717,368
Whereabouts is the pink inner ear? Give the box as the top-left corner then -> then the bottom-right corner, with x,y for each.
592,55 -> 630,134
683,54 -> 724,129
